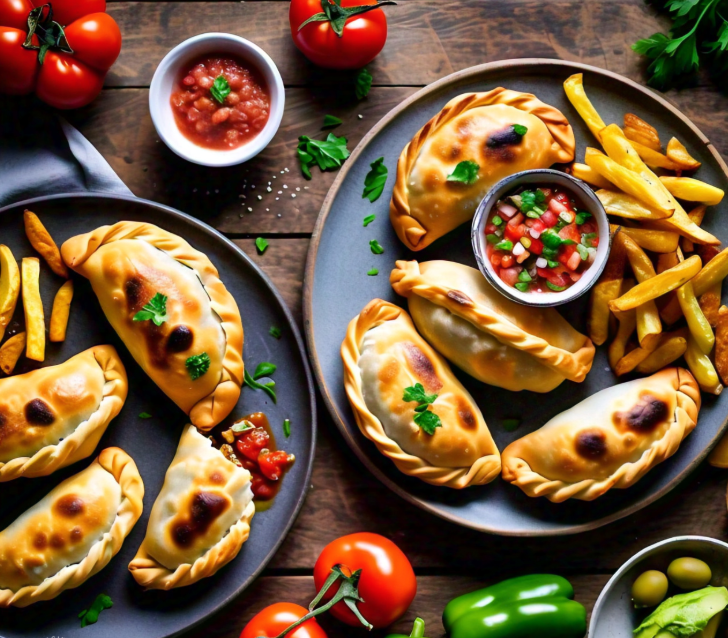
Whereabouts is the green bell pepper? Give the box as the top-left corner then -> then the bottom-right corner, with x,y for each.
450,596 -> 586,638
385,617 -> 428,638
443,574 -> 575,632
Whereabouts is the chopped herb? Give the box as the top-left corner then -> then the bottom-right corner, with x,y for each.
512,124 -> 528,137
210,76 -> 231,104
502,418 -> 520,432
367,268 -> 379,276
547,259 -> 560,268
232,419 -> 255,433
403,383 -> 442,435
514,282 -> 529,292
495,240 -> 513,251
575,211 -> 592,225
362,157 -> 388,202
403,383 -> 437,405
486,233 -> 500,244
519,189 -> 546,212
518,270 -> 532,282
269,325 -> 282,339
413,409 -> 442,435
355,67 -> 373,99
244,368 -> 277,403
132,292 -> 168,327
253,361 -> 277,379
582,232 -> 598,247
576,243 -> 589,260
185,352 -> 211,380
139,412 -> 152,419
283,418 -> 291,438
492,215 -> 504,226
322,114 -> 342,128
255,237 -> 269,253
369,239 -> 384,254
79,593 -> 113,628
446,160 -> 480,185
546,281 -> 567,292
363,214 -> 376,227
297,133 -> 351,179
542,229 -> 575,249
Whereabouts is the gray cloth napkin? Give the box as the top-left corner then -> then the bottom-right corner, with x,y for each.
0,100 -> 132,207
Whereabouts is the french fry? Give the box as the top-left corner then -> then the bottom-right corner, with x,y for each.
709,433 -> 728,467
691,248 -> 728,298
635,335 -> 687,375
699,282 -> 721,327
715,306 -> 728,386
571,163 -> 614,189
666,137 -> 701,171
21,258 -> 45,362
49,280 -> 73,343
0,245 -> 20,342
688,204 -> 707,226
657,252 -> 679,274
596,189 -> 672,221
563,74 -> 607,140
609,255 -> 702,312
615,339 -> 658,376
23,210 -> 68,278
676,280 -> 714,354
685,333 -> 723,395
586,147 -> 675,215
0,331 -> 25,375
628,139 -> 680,171
659,176 -> 725,206
588,230 -> 626,346
612,224 -> 679,254
624,113 -> 662,151
621,233 -> 662,346
608,279 -> 636,371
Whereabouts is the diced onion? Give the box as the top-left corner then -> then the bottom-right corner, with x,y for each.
512,242 -> 526,256
497,202 -> 518,218
536,257 -> 548,268
529,228 -> 541,239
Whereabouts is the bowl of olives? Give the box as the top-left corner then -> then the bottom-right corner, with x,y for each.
590,536 -> 728,638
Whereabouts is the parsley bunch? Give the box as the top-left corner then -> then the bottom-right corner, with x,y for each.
297,133 -> 351,179
403,383 -> 442,435
633,0 -> 728,89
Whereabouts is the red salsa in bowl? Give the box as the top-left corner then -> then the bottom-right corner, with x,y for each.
484,185 -> 600,293
171,55 -> 270,150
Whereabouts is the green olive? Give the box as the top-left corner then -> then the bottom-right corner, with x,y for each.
667,557 -> 712,590
632,570 -> 669,607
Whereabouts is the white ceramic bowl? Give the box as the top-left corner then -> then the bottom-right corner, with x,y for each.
149,33 -> 285,167
471,169 -> 611,307
590,536 -> 728,638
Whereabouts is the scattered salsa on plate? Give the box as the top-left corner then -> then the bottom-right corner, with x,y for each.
485,184 -> 600,293
171,55 -> 270,150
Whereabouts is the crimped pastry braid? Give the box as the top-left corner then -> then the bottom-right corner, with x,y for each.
390,87 -> 575,251
501,368 -> 701,502
0,447 -> 144,607
61,221 -> 244,430
391,260 -> 595,390
0,345 -> 128,482
128,501 -> 255,590
341,299 -> 501,488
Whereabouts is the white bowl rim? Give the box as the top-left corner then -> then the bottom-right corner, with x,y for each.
149,32 -> 285,167
471,168 -> 611,307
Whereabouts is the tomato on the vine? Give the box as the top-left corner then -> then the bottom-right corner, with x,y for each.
289,0 -> 395,70
240,603 -> 327,638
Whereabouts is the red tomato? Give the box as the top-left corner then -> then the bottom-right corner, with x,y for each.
504,223 -> 524,242
35,51 -> 104,109
529,237 -> 544,254
258,450 -> 292,481
0,27 -> 38,93
313,533 -> 416,628
236,427 -> 271,461
499,267 -> 521,287
540,210 -> 558,227
289,0 -> 390,69
559,223 -> 581,243
64,12 -> 121,71
501,254 -> 514,268
240,603 -> 327,638
552,192 -> 574,210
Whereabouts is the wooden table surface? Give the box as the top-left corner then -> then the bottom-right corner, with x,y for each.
68,1 -> 728,636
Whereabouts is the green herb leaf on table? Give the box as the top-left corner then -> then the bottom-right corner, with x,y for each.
367,268 -> 379,276
139,412 -> 152,419
297,133 -> 351,179
185,352 -> 211,380
446,160 -> 480,185
253,361 -> 277,379
369,239 -> 384,254
79,593 -> 113,628
132,292 -> 168,327
362,157 -> 388,202
269,325 -> 282,339
283,418 -> 291,438
355,67 -> 373,99
363,214 -> 376,227
323,114 -> 343,128
255,237 -> 269,253
244,367 -> 277,403
210,76 -> 231,104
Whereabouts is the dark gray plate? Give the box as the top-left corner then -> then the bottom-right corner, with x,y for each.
304,59 -> 728,536
0,193 -> 316,637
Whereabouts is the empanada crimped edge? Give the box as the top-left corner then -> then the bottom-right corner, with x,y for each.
61,221 -> 244,431
0,345 -> 128,482
501,368 -> 701,502
0,447 -> 144,607
341,298 -> 501,489
390,260 -> 595,384
389,87 -> 576,251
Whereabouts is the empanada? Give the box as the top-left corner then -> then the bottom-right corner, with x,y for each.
0,346 -> 127,482
390,88 -> 575,251
0,447 -> 144,607
128,424 -> 255,590
61,222 -> 244,431
501,368 -> 701,502
391,260 -> 595,392
341,299 -> 500,489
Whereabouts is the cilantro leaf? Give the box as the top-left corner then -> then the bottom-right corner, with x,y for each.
413,409 -> 442,435
133,292 -> 168,327
297,133 -> 351,179
362,157 -> 388,202
79,593 -> 113,628
255,237 -> 269,253
446,160 -> 480,185
519,189 -> 546,212
369,239 -> 384,254
244,368 -> 277,403
210,76 -> 231,104
253,361 -> 277,379
367,268 -> 378,276
139,412 -> 152,419
185,352 -> 211,380
269,325 -> 282,339
575,211 -> 592,225
232,419 -> 255,433
283,418 -> 291,438
322,114 -> 343,128
355,67 -> 372,99
363,214 -> 376,227
403,383 -> 437,405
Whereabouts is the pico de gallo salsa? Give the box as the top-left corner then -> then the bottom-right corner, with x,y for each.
219,412 -> 294,503
485,185 -> 600,293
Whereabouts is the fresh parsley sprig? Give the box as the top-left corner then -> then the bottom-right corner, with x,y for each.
403,383 -> 442,435
186,352 -> 211,380
362,157 -> 388,202
447,160 -> 480,185
297,133 -> 351,179
133,292 -> 168,326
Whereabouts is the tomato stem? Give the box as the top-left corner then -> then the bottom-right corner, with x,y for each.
298,0 -> 397,38
22,3 -> 74,65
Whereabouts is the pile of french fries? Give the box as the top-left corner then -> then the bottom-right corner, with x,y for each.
564,74 -> 727,395
0,211 -> 74,375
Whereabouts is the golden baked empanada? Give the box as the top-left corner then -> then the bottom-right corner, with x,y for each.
128,424 -> 255,590
390,88 -> 575,250
61,222 -> 244,431
341,299 -> 500,489
391,260 -> 594,392
0,447 -> 144,607
501,368 -> 701,502
0,346 -> 127,482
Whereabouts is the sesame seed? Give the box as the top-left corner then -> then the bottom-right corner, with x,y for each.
278,214 -> 281,218
266,208 -> 269,211
304,186 -> 309,190
278,191 -> 283,194
295,187 -> 300,191
267,187 -> 272,192
247,207 -> 253,212
280,170 -> 284,174
257,195 -> 262,201
275,197 -> 279,200
283,185 -> 288,189
251,185 -> 255,189
358,114 -> 363,119
292,194 -> 296,198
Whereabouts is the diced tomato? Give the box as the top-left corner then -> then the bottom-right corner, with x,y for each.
559,223 -> 581,243
485,223 -> 498,235
567,250 -> 582,271
251,473 -> 277,500
504,223 -> 525,242
508,212 -> 524,227
258,450 -> 293,481
501,254 -> 514,268
548,198 -> 568,214
591,237 -> 599,247
235,427 -> 270,461
529,238 -> 544,254
540,188 -> 552,198
580,221 -> 597,234
558,244 -> 577,267
540,211 -> 558,227
553,192 -> 574,210
538,267 -> 570,287
499,267 -> 521,287
490,252 -> 502,267
569,271 -> 582,283
530,218 -> 546,233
